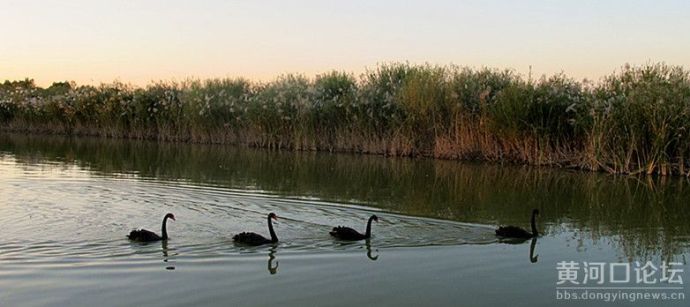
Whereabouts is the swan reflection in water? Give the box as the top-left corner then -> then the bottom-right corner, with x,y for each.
331,239 -> 380,261
268,246 -> 278,275
497,236 -> 539,263
529,237 -> 538,263
365,239 -> 378,261
162,240 -> 176,270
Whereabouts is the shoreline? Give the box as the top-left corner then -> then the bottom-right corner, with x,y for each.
0,126 -> 637,177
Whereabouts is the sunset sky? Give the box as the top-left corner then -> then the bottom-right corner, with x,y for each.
1,0 -> 689,87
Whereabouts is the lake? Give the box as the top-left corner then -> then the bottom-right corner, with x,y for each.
0,133 -> 688,306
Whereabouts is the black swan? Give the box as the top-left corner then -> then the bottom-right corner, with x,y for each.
495,209 -> 539,238
330,215 -> 378,241
233,213 -> 278,246
128,213 -> 175,242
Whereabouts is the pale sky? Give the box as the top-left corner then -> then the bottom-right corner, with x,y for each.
1,0 -> 689,87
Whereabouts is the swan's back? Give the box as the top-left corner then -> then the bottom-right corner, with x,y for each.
495,226 -> 532,238
233,232 -> 271,246
128,229 -> 162,242
330,226 -> 365,240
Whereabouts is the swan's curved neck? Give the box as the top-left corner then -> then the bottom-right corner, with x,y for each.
530,212 -> 538,237
268,216 -> 278,242
162,216 -> 170,240
364,216 -> 375,238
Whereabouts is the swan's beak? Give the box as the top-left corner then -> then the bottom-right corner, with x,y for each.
171,216 -> 176,221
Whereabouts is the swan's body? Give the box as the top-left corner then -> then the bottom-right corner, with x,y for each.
496,209 -> 539,238
330,215 -> 378,241
233,232 -> 273,246
128,213 -> 175,242
233,213 -> 278,246
495,225 -> 533,238
128,229 -> 163,241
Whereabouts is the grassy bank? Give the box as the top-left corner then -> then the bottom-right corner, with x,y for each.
2,63 -> 689,175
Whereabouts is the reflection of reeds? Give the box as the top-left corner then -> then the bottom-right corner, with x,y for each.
2,63 -> 689,175
2,133 -> 688,260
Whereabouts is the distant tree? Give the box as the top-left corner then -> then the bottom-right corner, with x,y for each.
46,81 -> 74,95
1,78 -> 36,90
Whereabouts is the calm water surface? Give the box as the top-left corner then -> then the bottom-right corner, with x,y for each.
1,134 -> 689,306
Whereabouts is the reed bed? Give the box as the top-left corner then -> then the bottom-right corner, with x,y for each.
2,63 -> 689,176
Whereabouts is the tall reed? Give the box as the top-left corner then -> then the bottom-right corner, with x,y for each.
2,63 -> 689,176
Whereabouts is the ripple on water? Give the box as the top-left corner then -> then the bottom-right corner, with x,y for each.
0,168 -> 498,273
